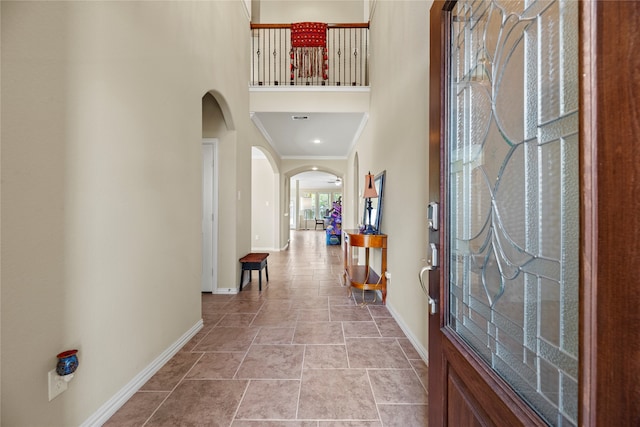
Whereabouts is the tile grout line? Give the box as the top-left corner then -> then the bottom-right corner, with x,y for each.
141,351 -> 205,426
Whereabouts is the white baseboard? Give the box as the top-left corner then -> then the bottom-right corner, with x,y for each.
251,246 -> 278,252
213,287 -> 238,295
80,320 -> 204,427
386,301 -> 429,365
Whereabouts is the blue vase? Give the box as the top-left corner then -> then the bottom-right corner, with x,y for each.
56,350 -> 79,376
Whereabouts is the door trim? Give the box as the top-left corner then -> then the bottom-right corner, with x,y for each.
580,1 -> 640,425
579,1 -> 596,424
427,2 -> 446,424
429,1 -> 582,425
202,138 -> 219,293
430,1 -> 640,425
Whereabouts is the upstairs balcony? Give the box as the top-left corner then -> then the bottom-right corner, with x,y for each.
250,22 -> 369,87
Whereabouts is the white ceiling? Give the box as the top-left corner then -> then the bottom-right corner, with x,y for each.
252,148 -> 343,189
251,111 -> 368,159
293,171 -> 343,190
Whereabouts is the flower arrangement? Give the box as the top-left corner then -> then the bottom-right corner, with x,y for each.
326,197 -> 342,245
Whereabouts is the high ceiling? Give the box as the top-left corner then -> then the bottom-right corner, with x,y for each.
251,111 -> 368,159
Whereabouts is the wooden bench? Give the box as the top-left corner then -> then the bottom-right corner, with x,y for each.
239,253 -> 269,291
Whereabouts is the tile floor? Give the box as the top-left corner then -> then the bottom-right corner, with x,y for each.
104,230 -> 428,427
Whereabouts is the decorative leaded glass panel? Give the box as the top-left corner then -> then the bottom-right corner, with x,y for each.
447,1 -> 578,425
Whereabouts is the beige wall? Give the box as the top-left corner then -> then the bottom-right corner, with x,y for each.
250,143 -> 283,249
0,3 -> 3,423
346,0 -> 432,357
1,1 -> 252,425
1,1 -> 433,424
255,0 -> 367,23
251,157 -> 277,251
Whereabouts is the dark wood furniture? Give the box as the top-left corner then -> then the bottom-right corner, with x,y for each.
343,230 -> 387,304
239,253 -> 269,291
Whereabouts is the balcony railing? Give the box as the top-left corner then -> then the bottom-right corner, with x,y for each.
250,23 -> 369,87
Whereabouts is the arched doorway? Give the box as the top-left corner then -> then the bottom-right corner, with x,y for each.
201,91 -> 233,293
287,169 -> 343,231
251,146 -> 280,252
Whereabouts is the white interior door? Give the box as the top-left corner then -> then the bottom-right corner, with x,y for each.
202,139 -> 218,292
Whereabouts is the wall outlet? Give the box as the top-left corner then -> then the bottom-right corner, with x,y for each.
48,369 -> 68,401
385,272 -> 391,280
255,234 -> 260,240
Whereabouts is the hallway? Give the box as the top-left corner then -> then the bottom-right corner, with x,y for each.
104,230 -> 428,426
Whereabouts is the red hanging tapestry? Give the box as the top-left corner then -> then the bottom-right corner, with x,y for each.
290,22 -> 328,80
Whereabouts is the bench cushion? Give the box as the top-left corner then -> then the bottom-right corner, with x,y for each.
239,253 -> 269,263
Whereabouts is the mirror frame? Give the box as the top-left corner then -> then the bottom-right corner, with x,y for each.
362,170 -> 386,234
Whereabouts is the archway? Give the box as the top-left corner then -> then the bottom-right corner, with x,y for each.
251,146 -> 280,251
201,91 -> 234,293
285,167 -> 344,233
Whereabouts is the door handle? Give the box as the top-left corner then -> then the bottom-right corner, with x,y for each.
422,203 -> 440,315
419,266 -> 439,315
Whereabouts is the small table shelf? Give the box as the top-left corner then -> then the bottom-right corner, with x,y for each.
343,230 -> 388,304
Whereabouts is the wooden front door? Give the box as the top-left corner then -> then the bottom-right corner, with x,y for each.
428,1 -> 640,426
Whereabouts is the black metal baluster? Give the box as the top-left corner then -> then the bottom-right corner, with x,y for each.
251,29 -> 256,85
350,28 -> 355,86
256,30 -> 262,85
261,31 -> 268,84
359,28 -> 363,86
365,28 -> 369,85
250,24 -> 368,87
337,29 -> 342,86
272,28 -> 276,85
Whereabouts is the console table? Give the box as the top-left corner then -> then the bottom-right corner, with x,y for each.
343,230 -> 388,304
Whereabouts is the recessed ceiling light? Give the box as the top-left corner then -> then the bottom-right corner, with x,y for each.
311,167 -> 318,171
313,139 -> 321,144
